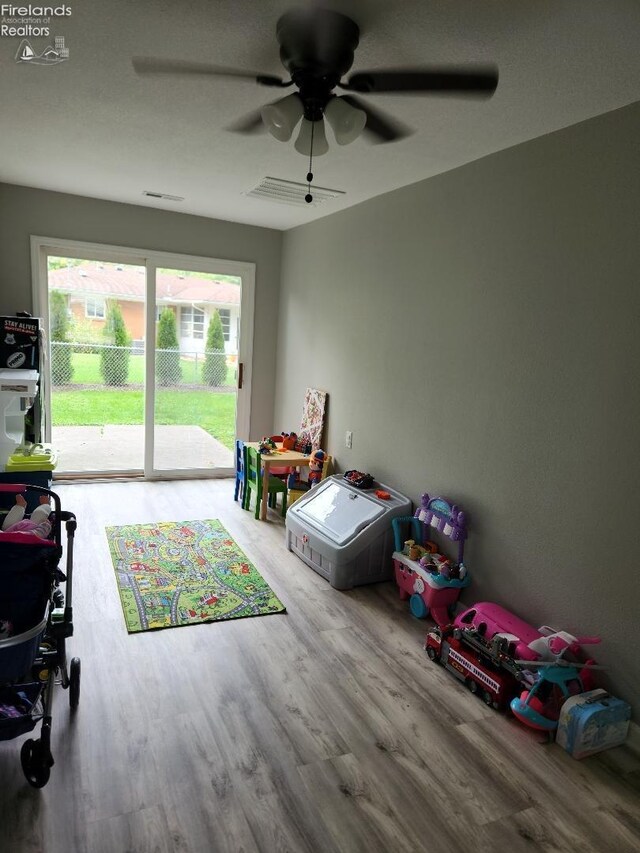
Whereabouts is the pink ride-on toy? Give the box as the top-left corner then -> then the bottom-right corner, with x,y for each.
454,601 -> 545,662
391,493 -> 470,626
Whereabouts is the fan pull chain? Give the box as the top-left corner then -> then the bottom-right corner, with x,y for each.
305,121 -> 314,203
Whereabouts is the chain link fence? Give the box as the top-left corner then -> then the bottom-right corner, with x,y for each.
50,341 -> 236,390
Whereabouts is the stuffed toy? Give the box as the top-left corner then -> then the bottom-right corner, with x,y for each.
307,449 -> 327,487
281,432 -> 297,450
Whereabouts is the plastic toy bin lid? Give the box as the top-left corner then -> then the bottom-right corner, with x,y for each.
294,480 -> 385,546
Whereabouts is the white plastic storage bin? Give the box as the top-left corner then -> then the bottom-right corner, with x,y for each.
285,475 -> 412,589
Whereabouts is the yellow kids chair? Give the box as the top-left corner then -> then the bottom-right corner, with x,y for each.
243,445 -> 288,519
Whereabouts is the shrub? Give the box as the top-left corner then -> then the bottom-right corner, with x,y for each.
100,301 -> 131,386
68,315 -> 104,353
49,289 -> 73,384
156,308 -> 182,386
202,309 -> 227,387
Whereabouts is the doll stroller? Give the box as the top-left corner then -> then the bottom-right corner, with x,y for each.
0,483 -> 78,788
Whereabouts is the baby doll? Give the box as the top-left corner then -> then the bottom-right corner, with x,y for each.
1,494 -> 52,539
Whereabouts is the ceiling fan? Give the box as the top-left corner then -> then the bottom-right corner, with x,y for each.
133,6 -> 498,201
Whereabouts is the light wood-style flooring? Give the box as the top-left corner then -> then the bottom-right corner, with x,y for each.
1,479 -> 639,853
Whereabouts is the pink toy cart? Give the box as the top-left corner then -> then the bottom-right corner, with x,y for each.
391,493 -> 470,626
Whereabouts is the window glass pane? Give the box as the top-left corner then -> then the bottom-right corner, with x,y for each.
179,306 -> 205,338
219,308 -> 230,342
85,296 -> 105,319
180,306 -> 191,335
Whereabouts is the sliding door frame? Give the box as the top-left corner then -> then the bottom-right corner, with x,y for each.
31,235 -> 254,479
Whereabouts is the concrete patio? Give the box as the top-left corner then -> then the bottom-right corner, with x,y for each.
51,425 -> 234,474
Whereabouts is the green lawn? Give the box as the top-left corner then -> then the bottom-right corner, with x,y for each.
51,350 -> 238,451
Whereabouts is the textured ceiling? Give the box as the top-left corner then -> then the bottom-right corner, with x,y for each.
1,0 -> 639,230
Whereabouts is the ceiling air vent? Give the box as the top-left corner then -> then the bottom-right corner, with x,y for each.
142,191 -> 184,202
246,177 -> 345,206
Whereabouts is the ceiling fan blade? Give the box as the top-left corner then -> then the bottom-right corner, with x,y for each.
226,108 -> 267,135
132,57 -> 289,87
340,94 -> 412,143
343,67 -> 499,97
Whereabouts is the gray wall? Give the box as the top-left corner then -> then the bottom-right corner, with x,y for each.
0,184 -> 282,439
275,102 -> 640,709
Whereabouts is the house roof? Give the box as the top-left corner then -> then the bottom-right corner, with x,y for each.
49,264 -> 240,306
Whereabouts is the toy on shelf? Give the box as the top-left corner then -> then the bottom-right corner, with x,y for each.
391,493 -> 471,625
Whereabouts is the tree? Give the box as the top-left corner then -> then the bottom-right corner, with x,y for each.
202,309 -> 227,387
100,301 -> 131,386
49,289 -> 73,384
156,307 -> 182,386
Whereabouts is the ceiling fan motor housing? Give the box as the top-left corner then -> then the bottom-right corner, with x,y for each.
276,9 -> 360,121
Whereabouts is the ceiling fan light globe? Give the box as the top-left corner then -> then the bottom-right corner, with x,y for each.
294,119 -> 329,157
261,93 -> 303,142
325,97 -> 367,145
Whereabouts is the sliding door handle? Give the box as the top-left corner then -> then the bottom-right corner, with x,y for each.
238,362 -> 244,390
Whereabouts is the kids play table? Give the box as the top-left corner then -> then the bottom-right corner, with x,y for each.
245,443 -> 311,521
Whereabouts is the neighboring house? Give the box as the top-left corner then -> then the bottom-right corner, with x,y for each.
48,263 -> 240,354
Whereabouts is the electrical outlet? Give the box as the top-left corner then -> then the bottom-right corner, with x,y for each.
345,430 -> 353,449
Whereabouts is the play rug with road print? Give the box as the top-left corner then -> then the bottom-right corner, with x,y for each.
105,519 -> 285,633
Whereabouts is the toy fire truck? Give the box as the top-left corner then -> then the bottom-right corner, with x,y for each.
425,625 -> 525,709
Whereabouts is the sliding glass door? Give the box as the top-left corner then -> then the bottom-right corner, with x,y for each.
46,255 -> 147,475
152,266 -> 241,473
33,239 -> 254,479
